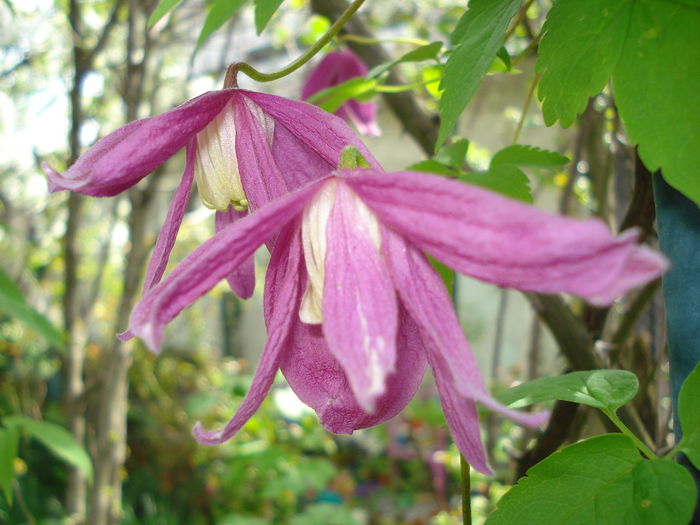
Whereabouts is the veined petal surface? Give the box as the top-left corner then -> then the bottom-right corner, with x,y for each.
215,206 -> 255,299
345,169 -> 667,305
44,90 -> 235,196
129,179 -> 326,350
321,181 -> 397,412
193,222 -> 301,444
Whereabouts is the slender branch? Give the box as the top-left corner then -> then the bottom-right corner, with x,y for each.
87,0 -> 126,64
504,0 -> 536,41
13,479 -> 36,525
512,72 -> 540,145
337,33 -> 431,47
611,280 -> 661,346
224,0 -> 366,86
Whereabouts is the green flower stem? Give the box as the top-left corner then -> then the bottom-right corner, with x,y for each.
664,437 -> 686,461
511,72 -> 540,145
224,0 -> 366,87
460,454 -> 472,525
604,409 -> 657,459
338,33 -> 431,47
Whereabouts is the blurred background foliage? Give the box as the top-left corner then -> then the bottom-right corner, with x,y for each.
0,0 -> 674,523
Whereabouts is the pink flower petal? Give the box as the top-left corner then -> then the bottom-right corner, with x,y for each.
322,182 -> 398,412
193,222 -> 301,445
383,229 -> 548,470
129,179 -> 326,351
242,91 -> 381,176
215,207 -> 255,299
281,305 -> 427,433
44,91 -> 235,196
345,169 -> 667,305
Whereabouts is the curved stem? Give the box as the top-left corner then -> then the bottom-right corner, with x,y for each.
512,72 -> 540,145
338,33 -> 430,47
605,409 -> 657,459
224,0 -> 366,87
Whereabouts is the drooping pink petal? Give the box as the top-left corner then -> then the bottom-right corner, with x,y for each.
193,222 -> 301,445
344,169 -> 668,305
322,181 -> 398,412
242,91 -> 381,185
232,95 -> 288,209
382,229 -> 548,470
129,179 -> 326,351
43,91 -> 236,196
281,303 -> 427,433
215,206 -> 255,299
301,50 -> 380,137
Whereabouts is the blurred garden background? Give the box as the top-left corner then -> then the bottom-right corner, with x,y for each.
0,0 -> 677,524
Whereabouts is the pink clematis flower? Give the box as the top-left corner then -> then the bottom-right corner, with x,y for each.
126,162 -> 667,474
42,89 -> 379,301
302,50 -> 381,137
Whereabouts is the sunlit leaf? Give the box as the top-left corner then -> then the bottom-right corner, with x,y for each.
498,369 -> 639,411
367,41 -> 443,79
487,435 -> 696,525
0,268 -> 65,349
462,164 -> 532,203
438,0 -> 521,147
306,77 -> 377,113
491,144 -> 569,168
196,0 -> 248,51
148,0 -> 184,27
254,0 -> 284,34
3,416 -> 92,481
614,1 -> 700,205
435,138 -> 470,169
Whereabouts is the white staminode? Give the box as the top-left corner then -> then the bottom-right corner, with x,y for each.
194,99 -> 274,211
299,179 -> 382,324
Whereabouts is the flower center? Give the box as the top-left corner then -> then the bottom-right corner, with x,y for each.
299,179 -> 381,324
194,99 -> 274,211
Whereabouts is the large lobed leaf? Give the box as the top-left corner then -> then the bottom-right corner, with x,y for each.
486,435 -> 696,525
0,426 -> 18,505
536,0 -> 700,205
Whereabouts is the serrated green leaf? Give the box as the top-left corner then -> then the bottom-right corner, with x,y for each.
0,426 -> 18,505
407,159 -> 460,177
3,416 -> 92,481
461,164 -> 532,203
196,0 -> 247,51
0,268 -> 65,349
438,0 -> 521,147
614,0 -> 700,205
254,0 -> 284,34
486,435 -> 696,525
679,361 -> 700,469
435,138 -> 470,169
307,77 -> 377,113
536,0 -> 632,127
148,0 -> 184,27
367,41 -> 443,79
491,144 -> 569,168
498,370 -> 638,411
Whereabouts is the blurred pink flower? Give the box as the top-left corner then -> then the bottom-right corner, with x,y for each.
126,166 -> 667,474
43,88 -> 379,303
302,50 -> 380,136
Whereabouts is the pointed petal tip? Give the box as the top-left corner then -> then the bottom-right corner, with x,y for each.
42,161 -> 67,193
192,421 -> 228,446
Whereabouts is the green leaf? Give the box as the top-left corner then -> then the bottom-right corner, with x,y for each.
307,77 -> 377,113
254,0 -> 284,34
196,0 -> 248,51
367,41 -> 443,79
3,416 -> 92,481
461,164 -> 532,203
0,426 -> 18,505
491,144 -> 569,169
0,268 -> 65,349
536,0 -> 632,127
148,0 -> 184,27
498,369 -> 639,411
496,46 -> 511,71
613,0 -> 700,205
407,160 -> 460,177
486,435 -> 696,525
438,0 -> 521,147
679,361 -> 700,469
435,138 -> 470,169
